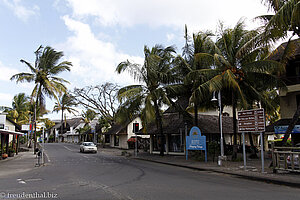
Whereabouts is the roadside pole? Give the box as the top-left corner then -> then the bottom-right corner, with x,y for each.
242,132 -> 246,170
42,127 -> 45,165
135,133 -> 138,157
260,132 -> 264,173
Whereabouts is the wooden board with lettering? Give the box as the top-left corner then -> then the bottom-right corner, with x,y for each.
238,109 -> 265,132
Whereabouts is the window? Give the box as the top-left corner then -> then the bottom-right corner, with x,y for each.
105,135 -> 110,143
168,132 -> 185,153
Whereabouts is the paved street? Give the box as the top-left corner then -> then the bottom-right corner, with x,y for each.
1,143 -> 300,200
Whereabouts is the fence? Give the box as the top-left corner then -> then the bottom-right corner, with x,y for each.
272,144 -> 300,173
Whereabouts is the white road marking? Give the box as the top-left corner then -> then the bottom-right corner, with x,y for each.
63,145 -> 73,151
17,179 -> 26,184
44,151 -> 51,162
82,155 -> 89,159
25,178 -> 42,182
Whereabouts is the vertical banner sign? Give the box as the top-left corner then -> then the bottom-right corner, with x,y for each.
186,126 -> 207,162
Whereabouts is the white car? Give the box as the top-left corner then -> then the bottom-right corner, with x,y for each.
80,142 -> 97,153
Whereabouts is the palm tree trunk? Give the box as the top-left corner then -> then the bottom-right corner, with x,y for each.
61,109 -> 64,143
282,104 -> 300,145
232,91 -> 238,160
248,132 -> 258,158
153,99 -> 164,156
33,99 -> 38,154
194,104 -> 198,127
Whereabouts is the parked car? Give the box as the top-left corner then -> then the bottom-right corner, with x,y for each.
80,142 -> 97,153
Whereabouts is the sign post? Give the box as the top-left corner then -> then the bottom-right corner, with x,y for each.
186,126 -> 207,162
238,108 -> 265,172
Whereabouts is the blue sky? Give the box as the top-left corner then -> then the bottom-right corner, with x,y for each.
0,0 -> 271,120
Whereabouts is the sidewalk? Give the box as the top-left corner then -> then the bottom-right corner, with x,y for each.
0,147 -> 37,178
100,147 -> 300,188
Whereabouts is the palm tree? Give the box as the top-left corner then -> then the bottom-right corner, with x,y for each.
81,109 -> 97,142
116,45 -> 177,156
257,0 -> 300,145
11,45 -> 72,152
53,92 -> 77,142
1,93 -> 30,125
189,20 -> 284,159
171,27 -> 216,126
258,0 -> 299,42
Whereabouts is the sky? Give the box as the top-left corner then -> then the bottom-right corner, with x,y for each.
0,0 -> 272,120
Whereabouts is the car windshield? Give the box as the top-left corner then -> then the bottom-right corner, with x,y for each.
84,143 -> 95,146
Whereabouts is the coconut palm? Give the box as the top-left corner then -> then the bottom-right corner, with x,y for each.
116,45 -> 177,156
257,1 -> 300,145
1,93 -> 30,125
188,20 -> 284,159
11,45 -> 72,151
258,0 -> 300,42
53,92 -> 78,142
170,28 -> 216,126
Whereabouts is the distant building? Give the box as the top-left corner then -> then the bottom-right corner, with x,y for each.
267,39 -> 300,144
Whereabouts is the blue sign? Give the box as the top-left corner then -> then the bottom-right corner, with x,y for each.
274,125 -> 300,134
186,126 -> 207,162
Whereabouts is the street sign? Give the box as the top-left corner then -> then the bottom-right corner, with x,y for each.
238,108 -> 265,132
274,125 -> 300,134
22,124 -> 30,131
186,126 -> 207,162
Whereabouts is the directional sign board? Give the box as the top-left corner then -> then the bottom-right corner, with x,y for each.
238,108 -> 265,132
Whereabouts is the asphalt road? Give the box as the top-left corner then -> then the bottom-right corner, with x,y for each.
1,143 -> 300,200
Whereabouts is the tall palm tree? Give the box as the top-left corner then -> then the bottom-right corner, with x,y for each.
189,20 -> 284,159
258,0 -> 299,42
116,45 -> 177,156
53,92 -> 77,142
1,93 -> 30,125
11,45 -> 72,151
258,0 -> 300,145
172,27 -> 216,126
81,109 -> 97,142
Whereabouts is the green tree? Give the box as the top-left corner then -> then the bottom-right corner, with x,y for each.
116,45 -> 177,156
11,45 -> 72,151
258,0 -> 300,41
1,93 -> 30,125
53,92 -> 78,142
258,0 -> 300,145
189,20 -> 284,159
170,27 -> 216,126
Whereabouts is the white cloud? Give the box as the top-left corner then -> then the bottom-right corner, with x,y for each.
166,33 -> 175,42
57,16 -> 143,87
2,0 -> 39,21
65,0 -> 270,30
0,62 -> 19,82
0,92 -> 13,107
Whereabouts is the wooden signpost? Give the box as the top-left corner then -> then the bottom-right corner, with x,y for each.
238,108 -> 265,172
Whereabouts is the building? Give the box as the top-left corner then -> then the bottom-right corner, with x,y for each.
51,118 -> 85,143
105,116 -> 149,149
267,39 -> 300,144
0,114 -> 23,158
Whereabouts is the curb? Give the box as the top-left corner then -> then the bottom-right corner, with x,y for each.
133,157 -> 300,189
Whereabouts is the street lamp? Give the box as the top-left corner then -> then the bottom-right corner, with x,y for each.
211,91 -> 226,166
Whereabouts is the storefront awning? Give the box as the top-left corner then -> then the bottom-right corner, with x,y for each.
0,129 -> 24,135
